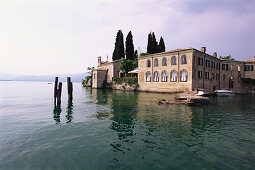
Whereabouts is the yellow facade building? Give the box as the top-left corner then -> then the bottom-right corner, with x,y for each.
138,47 -> 255,93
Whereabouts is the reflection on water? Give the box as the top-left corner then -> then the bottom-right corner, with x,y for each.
53,102 -> 74,124
53,106 -> 61,124
91,89 -> 255,167
66,102 -> 74,123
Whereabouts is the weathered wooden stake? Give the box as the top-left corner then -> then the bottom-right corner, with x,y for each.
54,77 -> 59,105
57,82 -> 62,106
67,77 -> 73,102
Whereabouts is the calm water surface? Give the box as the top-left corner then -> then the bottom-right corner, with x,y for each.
0,81 -> 255,170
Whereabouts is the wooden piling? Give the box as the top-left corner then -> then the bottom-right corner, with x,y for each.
67,77 -> 73,102
57,82 -> 62,106
54,77 -> 58,105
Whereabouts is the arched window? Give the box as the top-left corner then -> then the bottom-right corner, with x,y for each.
162,57 -> 167,66
153,71 -> 159,82
180,69 -> 188,82
147,59 -> 151,67
161,71 -> 167,82
146,71 -> 151,82
154,58 -> 158,67
181,55 -> 187,64
171,56 -> 177,65
238,65 -> 241,72
170,70 -> 177,82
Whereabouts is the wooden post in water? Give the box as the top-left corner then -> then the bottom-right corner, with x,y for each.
57,82 -> 62,106
54,77 -> 59,105
67,77 -> 73,102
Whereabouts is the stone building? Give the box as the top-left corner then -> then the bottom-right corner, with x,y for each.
92,56 -> 121,88
138,47 -> 255,93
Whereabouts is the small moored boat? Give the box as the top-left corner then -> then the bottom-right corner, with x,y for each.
214,89 -> 235,97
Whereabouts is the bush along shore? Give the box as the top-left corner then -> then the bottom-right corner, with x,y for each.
112,77 -> 138,91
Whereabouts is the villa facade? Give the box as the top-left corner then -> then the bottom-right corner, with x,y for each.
138,47 -> 255,93
92,56 -> 121,88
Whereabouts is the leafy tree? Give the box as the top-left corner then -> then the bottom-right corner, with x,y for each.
120,58 -> 137,74
112,30 -> 125,61
87,67 -> 95,76
219,55 -> 235,61
158,37 -> 165,52
125,31 -> 135,60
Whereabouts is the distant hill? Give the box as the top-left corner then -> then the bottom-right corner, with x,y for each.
0,73 -> 89,82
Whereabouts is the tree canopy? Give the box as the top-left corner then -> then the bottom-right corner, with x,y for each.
147,32 -> 165,54
120,58 -> 138,74
112,30 -> 125,61
219,55 -> 235,61
158,37 -> 165,53
125,31 -> 135,60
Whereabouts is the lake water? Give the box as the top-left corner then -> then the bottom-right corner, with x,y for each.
0,81 -> 255,170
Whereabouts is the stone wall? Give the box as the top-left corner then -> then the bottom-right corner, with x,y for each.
92,70 -> 107,88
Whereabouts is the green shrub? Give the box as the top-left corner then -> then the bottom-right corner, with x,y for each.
112,77 -> 138,86
140,52 -> 149,56
82,76 -> 92,86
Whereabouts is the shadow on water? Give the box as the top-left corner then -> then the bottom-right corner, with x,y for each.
53,106 -> 62,124
66,102 -> 74,123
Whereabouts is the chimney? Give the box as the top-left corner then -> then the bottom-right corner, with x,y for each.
201,47 -> 206,53
97,56 -> 101,66
213,52 -> 217,57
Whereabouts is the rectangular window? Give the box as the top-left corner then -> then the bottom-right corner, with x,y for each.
198,71 -> 203,79
211,73 -> 215,80
245,65 -> 254,71
226,64 -> 228,70
216,74 -> 220,80
216,63 -> 220,69
211,61 -> 215,69
205,60 -> 210,67
205,72 -> 209,79
222,64 -> 226,70
198,57 -> 203,66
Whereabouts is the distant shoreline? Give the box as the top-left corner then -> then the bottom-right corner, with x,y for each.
0,80 -> 82,83
0,80 -> 13,81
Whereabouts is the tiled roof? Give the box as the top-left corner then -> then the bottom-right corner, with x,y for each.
245,58 -> 255,62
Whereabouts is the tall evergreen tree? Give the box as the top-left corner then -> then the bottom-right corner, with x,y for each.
147,32 -> 153,54
112,30 -> 125,61
151,32 -> 158,53
125,31 -> 135,60
133,50 -> 138,61
158,37 -> 166,52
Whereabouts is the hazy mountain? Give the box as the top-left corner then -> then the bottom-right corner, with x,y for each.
0,73 -> 89,82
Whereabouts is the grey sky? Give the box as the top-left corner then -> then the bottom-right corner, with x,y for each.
0,0 -> 254,75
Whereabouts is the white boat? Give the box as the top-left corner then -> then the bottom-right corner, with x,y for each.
214,89 -> 235,96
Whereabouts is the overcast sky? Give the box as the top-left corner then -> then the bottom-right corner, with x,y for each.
0,0 -> 254,75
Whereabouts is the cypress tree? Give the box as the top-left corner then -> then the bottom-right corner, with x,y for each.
112,30 -> 125,61
125,31 -> 135,60
133,50 -> 138,61
158,37 -> 166,52
151,32 -> 158,53
147,32 -> 153,54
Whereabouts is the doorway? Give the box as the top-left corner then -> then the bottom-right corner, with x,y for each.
229,77 -> 234,89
